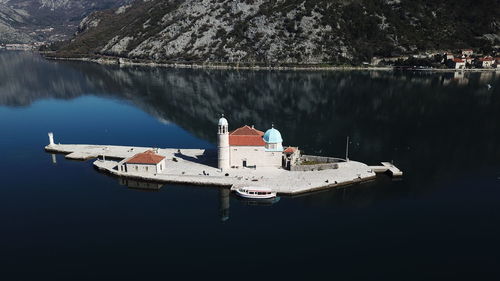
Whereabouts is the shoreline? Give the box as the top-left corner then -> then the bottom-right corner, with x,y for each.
40,53 -> 500,72
44,143 -> 393,195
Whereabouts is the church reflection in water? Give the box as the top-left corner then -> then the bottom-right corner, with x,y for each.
219,188 -> 230,222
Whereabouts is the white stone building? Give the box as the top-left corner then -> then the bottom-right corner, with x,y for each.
451,58 -> 466,69
477,57 -> 495,68
217,116 -> 294,170
121,150 -> 166,174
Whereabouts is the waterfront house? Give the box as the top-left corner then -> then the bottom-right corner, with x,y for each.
450,58 -> 466,69
476,57 -> 495,68
122,150 -> 166,174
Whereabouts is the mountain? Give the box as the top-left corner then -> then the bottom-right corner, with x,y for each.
0,2 -> 32,43
0,0 -> 131,44
52,0 -> 500,65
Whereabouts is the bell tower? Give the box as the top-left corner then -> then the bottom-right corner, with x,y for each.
217,114 -> 230,170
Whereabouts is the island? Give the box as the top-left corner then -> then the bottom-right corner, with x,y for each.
44,116 -> 402,195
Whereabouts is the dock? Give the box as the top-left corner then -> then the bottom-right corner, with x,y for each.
369,162 -> 403,177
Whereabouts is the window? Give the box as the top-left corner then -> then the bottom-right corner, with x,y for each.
145,167 -> 149,172
160,164 -> 162,170
135,166 -> 138,171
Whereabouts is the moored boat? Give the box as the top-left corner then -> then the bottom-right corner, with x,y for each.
235,187 -> 277,199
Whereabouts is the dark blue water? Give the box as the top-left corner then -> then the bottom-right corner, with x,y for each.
1,51 -> 499,280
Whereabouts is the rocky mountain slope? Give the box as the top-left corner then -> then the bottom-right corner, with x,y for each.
0,2 -> 32,43
0,0 -> 131,43
53,0 -> 500,65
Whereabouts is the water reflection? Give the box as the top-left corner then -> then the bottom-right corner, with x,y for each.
51,154 -> 57,165
118,178 -> 164,191
235,196 -> 281,206
219,189 -> 230,221
2,50 -> 500,203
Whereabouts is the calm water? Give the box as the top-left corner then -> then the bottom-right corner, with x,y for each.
1,51 -> 500,280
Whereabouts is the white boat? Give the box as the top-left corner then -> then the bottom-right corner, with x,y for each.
235,187 -> 277,199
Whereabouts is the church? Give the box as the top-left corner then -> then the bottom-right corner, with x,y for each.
217,115 -> 298,170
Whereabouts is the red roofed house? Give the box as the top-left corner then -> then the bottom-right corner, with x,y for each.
217,116 -> 290,170
451,58 -> 466,69
121,150 -> 166,174
476,56 -> 495,68
283,147 -> 300,169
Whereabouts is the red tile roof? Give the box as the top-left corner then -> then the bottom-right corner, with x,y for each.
230,125 -> 264,136
453,58 -> 465,63
479,57 -> 494,61
229,125 -> 265,146
284,147 -> 297,154
126,150 -> 165,164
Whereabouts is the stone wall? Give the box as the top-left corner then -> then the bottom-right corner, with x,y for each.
290,155 -> 344,171
300,155 -> 345,163
291,163 -> 338,171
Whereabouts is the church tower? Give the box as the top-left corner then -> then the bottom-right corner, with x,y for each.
217,115 -> 230,170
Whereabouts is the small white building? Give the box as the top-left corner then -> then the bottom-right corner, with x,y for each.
477,57 -> 495,68
122,150 -> 166,174
451,58 -> 466,69
461,49 -> 473,57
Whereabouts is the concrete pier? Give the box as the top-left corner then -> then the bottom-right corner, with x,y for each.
369,162 -> 403,177
45,142 -> 401,195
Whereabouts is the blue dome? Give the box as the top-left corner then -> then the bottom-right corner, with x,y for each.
263,128 -> 283,143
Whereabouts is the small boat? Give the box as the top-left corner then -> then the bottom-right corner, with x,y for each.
235,186 -> 277,199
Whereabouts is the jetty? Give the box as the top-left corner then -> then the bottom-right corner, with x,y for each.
369,162 -> 403,177
45,140 -> 402,196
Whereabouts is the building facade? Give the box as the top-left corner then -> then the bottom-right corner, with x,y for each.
217,117 -> 286,170
477,57 -> 495,68
451,58 -> 466,69
121,150 -> 166,174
